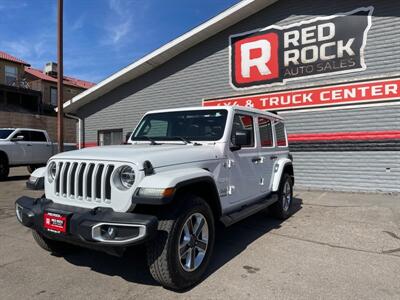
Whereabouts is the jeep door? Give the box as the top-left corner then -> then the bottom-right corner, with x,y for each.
256,116 -> 276,193
227,113 -> 260,204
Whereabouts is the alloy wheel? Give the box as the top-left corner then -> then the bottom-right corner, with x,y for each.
178,213 -> 209,272
282,180 -> 292,211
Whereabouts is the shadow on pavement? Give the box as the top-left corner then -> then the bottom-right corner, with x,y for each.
62,197 -> 303,289
4,175 -> 30,182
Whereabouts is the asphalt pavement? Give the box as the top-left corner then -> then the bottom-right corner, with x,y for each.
1,167 -> 399,299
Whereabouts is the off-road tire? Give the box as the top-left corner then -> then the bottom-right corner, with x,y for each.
32,230 -> 78,254
270,173 -> 293,220
146,194 -> 215,290
0,155 -> 9,180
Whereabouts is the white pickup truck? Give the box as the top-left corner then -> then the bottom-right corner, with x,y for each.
0,128 -> 75,180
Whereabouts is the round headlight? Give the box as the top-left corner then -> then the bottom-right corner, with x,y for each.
48,162 -> 57,183
115,166 -> 135,190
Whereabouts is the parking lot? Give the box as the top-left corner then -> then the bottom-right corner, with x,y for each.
0,168 -> 399,299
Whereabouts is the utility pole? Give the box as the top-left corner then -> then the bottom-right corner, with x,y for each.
57,0 -> 64,152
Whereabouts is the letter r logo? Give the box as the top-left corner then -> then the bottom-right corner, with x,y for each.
241,40 -> 272,78
231,31 -> 279,88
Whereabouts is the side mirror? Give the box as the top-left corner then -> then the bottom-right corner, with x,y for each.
125,132 -> 132,144
230,130 -> 250,151
11,135 -> 24,142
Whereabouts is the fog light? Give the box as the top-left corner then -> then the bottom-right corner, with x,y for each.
101,225 -> 117,240
91,223 -> 146,244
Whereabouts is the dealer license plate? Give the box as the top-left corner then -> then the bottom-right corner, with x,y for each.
43,212 -> 67,234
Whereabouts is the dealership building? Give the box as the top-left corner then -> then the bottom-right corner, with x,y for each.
63,0 -> 400,193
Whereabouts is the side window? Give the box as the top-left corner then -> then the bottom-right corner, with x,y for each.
258,117 -> 274,147
30,131 -> 47,142
231,114 -> 254,148
18,131 -> 32,141
50,87 -> 58,106
5,65 -> 17,85
275,122 -> 287,147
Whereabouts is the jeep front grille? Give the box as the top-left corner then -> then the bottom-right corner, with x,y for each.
54,161 -> 115,203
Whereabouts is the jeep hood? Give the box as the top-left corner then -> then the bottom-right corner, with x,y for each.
51,144 -> 222,169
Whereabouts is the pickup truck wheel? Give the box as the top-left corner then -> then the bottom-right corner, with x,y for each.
146,195 -> 215,290
270,173 -> 293,220
0,156 -> 9,180
32,230 -> 78,254
27,165 -> 37,174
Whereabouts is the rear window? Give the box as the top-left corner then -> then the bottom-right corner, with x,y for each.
30,131 -> 47,142
275,122 -> 287,147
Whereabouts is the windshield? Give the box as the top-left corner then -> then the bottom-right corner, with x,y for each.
132,110 -> 228,142
0,129 -> 14,140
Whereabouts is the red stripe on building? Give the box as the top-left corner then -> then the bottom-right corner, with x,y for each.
83,142 -> 98,148
288,130 -> 400,142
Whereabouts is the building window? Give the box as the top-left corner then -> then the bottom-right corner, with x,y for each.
258,117 -> 274,147
5,65 -> 17,85
98,129 -> 123,146
50,87 -> 57,106
275,122 -> 287,147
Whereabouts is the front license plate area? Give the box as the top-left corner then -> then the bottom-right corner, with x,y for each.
43,212 -> 67,234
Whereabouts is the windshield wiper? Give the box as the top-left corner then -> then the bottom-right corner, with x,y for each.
132,136 -> 160,145
172,136 -> 202,146
172,136 -> 192,144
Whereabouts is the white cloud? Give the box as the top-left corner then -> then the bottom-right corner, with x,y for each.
0,1 -> 27,10
68,14 -> 85,31
102,0 -> 137,46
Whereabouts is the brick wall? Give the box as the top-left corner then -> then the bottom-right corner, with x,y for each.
0,111 -> 76,143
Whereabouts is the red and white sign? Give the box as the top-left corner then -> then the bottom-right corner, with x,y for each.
43,212 -> 67,233
203,78 -> 400,111
230,7 -> 373,89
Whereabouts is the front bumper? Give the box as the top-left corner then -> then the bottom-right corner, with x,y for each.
15,196 -> 158,254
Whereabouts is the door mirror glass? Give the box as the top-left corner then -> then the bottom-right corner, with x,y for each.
230,130 -> 251,151
11,135 -> 24,141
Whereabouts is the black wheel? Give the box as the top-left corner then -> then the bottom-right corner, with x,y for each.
270,173 -> 293,220
146,194 -> 215,290
27,165 -> 36,174
0,154 -> 9,181
32,230 -> 78,254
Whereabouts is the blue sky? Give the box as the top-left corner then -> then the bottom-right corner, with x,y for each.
0,0 -> 239,83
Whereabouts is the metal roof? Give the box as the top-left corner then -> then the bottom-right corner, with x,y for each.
0,51 -> 30,66
63,0 -> 277,113
25,67 -> 95,89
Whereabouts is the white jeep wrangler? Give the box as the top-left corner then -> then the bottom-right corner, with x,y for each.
16,106 -> 294,290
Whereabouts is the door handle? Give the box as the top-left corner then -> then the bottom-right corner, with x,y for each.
27,144 -> 32,147
270,155 -> 277,160
252,157 -> 262,163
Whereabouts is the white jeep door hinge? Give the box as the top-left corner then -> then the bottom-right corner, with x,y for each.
228,185 -> 235,195
225,159 -> 235,168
